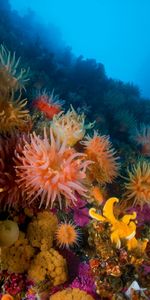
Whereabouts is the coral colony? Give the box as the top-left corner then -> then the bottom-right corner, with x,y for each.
0,45 -> 150,300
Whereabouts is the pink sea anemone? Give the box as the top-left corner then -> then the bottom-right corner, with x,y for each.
15,128 -> 91,209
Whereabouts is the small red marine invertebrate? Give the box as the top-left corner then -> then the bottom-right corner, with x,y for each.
33,89 -> 64,120
82,131 -> 120,184
15,128 -> 91,209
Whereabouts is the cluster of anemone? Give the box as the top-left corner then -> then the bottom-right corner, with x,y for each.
1,42 -> 150,300
124,160 -> 150,208
13,107 -> 120,211
82,131 -> 120,184
0,45 -> 30,134
15,128 -> 91,209
0,46 -> 131,299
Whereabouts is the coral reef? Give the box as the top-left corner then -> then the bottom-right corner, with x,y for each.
0,8 -> 150,298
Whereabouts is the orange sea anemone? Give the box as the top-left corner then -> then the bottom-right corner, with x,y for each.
131,124 -> 150,157
82,131 -> 120,184
33,89 -> 64,120
124,160 -> 150,207
51,106 -> 94,147
0,44 -> 30,91
15,128 -> 91,209
55,221 -> 80,248
0,91 -> 30,134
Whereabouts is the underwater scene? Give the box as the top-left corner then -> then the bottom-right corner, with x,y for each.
0,0 -> 150,299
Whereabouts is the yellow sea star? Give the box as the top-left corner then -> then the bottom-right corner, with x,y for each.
89,197 -> 148,252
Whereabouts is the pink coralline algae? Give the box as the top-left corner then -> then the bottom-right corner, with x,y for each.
71,196 -> 90,227
127,204 -> 150,226
71,262 -> 95,296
